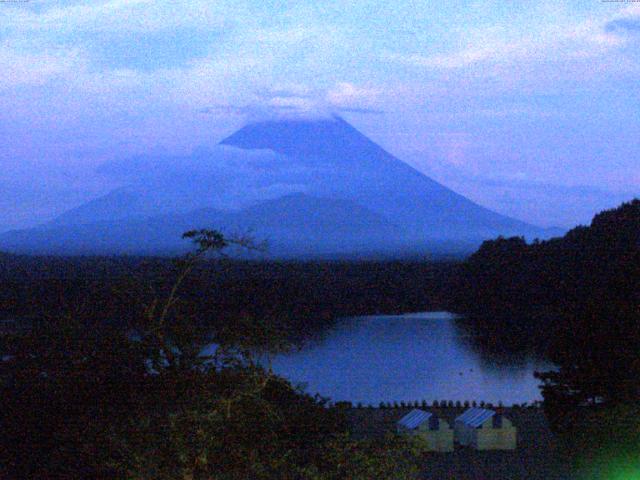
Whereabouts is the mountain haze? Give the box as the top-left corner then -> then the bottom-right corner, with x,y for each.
0,116 -> 555,257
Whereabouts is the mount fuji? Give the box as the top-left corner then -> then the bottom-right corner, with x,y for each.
0,116 -> 556,257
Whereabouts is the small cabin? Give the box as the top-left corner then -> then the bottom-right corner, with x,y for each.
454,408 -> 516,450
396,409 -> 454,452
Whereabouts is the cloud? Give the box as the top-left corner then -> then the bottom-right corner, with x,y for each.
256,85 -> 313,100
386,6 -> 639,75
335,107 -> 384,115
325,82 -> 384,115
199,102 -> 326,121
388,48 -> 500,70
4,0 -> 232,34
198,88 -> 329,121
198,82 -> 386,120
606,18 -> 640,34
326,82 -> 380,104
199,105 -> 265,116
390,28 -> 624,71
0,45 -> 87,90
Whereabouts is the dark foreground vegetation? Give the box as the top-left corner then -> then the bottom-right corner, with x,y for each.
0,251 -> 454,345
0,231 -> 428,479
452,199 -> 640,473
2,199 -> 639,478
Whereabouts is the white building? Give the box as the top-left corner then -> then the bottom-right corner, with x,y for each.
396,409 -> 454,452
454,408 -> 517,450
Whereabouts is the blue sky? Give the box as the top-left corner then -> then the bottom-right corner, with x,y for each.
1,0 -> 639,229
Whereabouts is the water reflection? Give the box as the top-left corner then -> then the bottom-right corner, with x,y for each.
268,311 -> 553,405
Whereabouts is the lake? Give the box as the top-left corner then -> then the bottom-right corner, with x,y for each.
266,312 -> 552,405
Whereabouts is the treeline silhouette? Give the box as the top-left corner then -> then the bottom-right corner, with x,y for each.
0,254 -> 455,342
452,199 -> 640,352
452,199 -> 640,461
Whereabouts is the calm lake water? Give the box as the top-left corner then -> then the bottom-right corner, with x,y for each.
267,312 -> 551,405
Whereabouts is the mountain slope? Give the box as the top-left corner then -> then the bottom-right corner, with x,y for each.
221,116 -> 544,241
0,116 -> 553,257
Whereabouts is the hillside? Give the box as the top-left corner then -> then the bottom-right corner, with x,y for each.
451,199 -> 640,355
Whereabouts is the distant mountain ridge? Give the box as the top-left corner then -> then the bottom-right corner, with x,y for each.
0,194 -> 402,256
0,116 -> 556,257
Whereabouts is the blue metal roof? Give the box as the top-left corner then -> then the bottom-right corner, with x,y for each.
397,409 -> 432,429
455,408 -> 495,428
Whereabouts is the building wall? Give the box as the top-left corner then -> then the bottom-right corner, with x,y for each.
474,417 -> 517,450
416,427 -> 454,452
454,422 -> 474,446
398,419 -> 454,452
455,417 -> 517,450
474,427 -> 517,450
